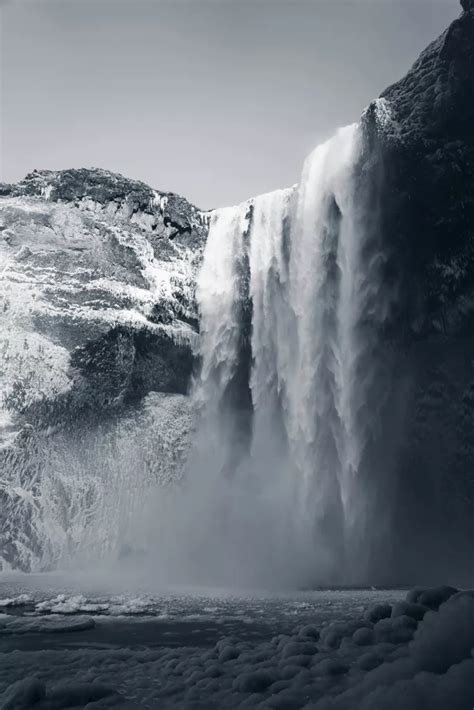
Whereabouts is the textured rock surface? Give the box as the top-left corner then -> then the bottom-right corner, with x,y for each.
0,392 -> 193,571
377,1 -> 474,333
363,0 -> 474,583
0,168 -> 207,438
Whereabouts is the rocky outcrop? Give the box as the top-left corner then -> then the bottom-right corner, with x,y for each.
0,168 -> 207,441
374,1 -> 474,336
0,168 -> 205,243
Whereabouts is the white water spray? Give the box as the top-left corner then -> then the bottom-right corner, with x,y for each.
188,122 -> 386,586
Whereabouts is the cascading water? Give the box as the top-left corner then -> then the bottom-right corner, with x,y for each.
283,123 -> 387,581
181,122 -> 389,587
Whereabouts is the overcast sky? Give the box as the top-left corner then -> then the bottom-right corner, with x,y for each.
0,0 -> 459,209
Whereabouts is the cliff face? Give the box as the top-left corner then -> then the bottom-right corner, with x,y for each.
0,169 -> 206,569
364,0 -> 474,583
379,1 -> 474,336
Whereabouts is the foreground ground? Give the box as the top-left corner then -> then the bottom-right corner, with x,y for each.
0,576 -> 473,709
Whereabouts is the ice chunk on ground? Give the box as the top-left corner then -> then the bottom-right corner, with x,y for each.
0,594 -> 33,608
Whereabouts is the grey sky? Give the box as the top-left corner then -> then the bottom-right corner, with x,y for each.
1,0 -> 459,209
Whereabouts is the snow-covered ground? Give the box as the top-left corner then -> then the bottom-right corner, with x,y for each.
1,577 -> 473,709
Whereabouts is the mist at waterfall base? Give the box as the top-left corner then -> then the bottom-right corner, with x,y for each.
2,113 -> 398,592
136,118 -> 395,591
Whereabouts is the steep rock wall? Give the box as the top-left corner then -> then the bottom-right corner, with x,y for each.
364,0 -> 474,583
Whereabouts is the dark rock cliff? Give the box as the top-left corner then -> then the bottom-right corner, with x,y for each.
380,0 -> 474,334
363,0 -> 474,584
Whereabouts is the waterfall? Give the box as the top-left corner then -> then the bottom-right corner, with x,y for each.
284,124 -> 368,578
0,120 -> 389,587
189,122 -> 386,586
